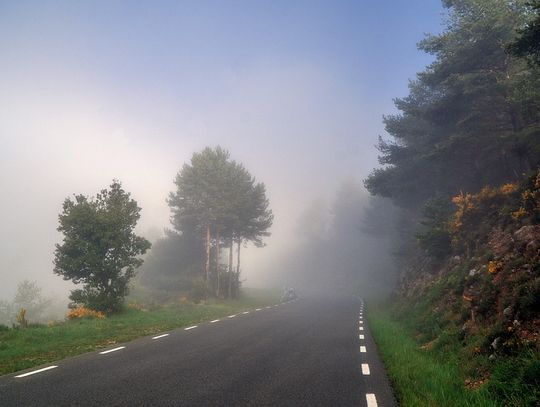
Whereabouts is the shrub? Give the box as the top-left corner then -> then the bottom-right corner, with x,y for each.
16,308 -> 28,328
189,278 -> 208,303
66,306 -> 105,320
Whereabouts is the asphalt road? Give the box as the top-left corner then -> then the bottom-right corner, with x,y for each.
0,295 -> 396,406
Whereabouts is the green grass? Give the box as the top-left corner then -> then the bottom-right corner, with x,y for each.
367,303 -> 498,407
0,288 -> 279,376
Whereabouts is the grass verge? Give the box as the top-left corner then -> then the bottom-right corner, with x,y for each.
367,303 -> 497,407
0,288 -> 278,376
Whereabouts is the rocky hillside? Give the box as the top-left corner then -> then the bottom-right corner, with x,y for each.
394,170 -> 540,403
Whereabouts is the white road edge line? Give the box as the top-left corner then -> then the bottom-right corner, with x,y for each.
99,346 -> 125,355
152,333 -> 170,340
15,366 -> 58,378
361,363 -> 371,375
185,325 -> 197,330
210,319 -> 220,323
359,334 -> 365,339
360,346 -> 367,353
366,393 -> 378,407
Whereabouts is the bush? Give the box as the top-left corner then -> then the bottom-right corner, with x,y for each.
189,278 -> 208,303
69,288 -> 123,314
66,306 -> 105,320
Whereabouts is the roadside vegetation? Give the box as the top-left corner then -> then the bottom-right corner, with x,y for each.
0,288 -> 278,376
364,1 -> 540,405
0,145 -> 277,376
368,303 -> 496,407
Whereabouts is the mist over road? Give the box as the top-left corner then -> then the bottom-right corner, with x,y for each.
0,296 -> 395,407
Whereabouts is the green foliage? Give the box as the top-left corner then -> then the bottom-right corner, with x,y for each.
516,277 -> 540,320
368,303 -> 497,406
189,278 -> 208,303
508,1 -> 540,67
168,147 -> 273,297
54,180 -> 151,313
488,350 -> 540,406
366,0 -> 540,209
138,230 -> 204,296
417,195 -> 453,259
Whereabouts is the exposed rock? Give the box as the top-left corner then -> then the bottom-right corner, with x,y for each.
525,240 -> 540,257
514,225 -> 540,249
503,306 -> 513,317
489,227 -> 514,259
491,337 -> 501,350
469,268 -> 477,277
489,353 -> 496,360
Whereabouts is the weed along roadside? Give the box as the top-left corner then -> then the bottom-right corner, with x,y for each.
0,289 -> 279,376
367,302 -> 540,407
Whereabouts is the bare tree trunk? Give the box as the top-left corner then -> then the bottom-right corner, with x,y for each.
215,227 -> 221,297
228,235 -> 233,299
205,224 -> 211,292
235,239 -> 241,299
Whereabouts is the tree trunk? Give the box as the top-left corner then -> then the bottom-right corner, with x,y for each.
235,239 -> 241,299
205,224 -> 211,291
228,235 -> 234,299
215,227 -> 221,297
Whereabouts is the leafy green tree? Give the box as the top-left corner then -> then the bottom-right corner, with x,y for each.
168,147 -> 273,298
54,180 -> 151,313
138,229 -> 204,297
168,147 -> 232,293
508,1 -> 540,66
365,0 -> 539,210
228,165 -> 273,298
416,195 -> 454,260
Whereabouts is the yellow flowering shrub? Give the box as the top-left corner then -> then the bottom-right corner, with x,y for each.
512,207 -> 527,220
500,183 -> 518,195
67,307 -> 105,320
488,261 -> 502,274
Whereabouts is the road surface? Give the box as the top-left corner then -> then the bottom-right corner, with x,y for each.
0,295 -> 396,406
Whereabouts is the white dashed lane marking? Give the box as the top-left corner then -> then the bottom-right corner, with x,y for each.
359,334 -> 365,339
15,366 -> 58,378
360,346 -> 367,353
359,327 -> 364,331
184,325 -> 197,331
228,314 -> 237,318
255,308 -> 262,311
242,311 -> 250,315
361,363 -> 370,375
210,319 -> 220,323
366,393 -> 378,407
152,333 -> 169,340
99,346 -> 125,355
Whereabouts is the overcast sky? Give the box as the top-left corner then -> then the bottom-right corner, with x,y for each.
0,1 -> 443,298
